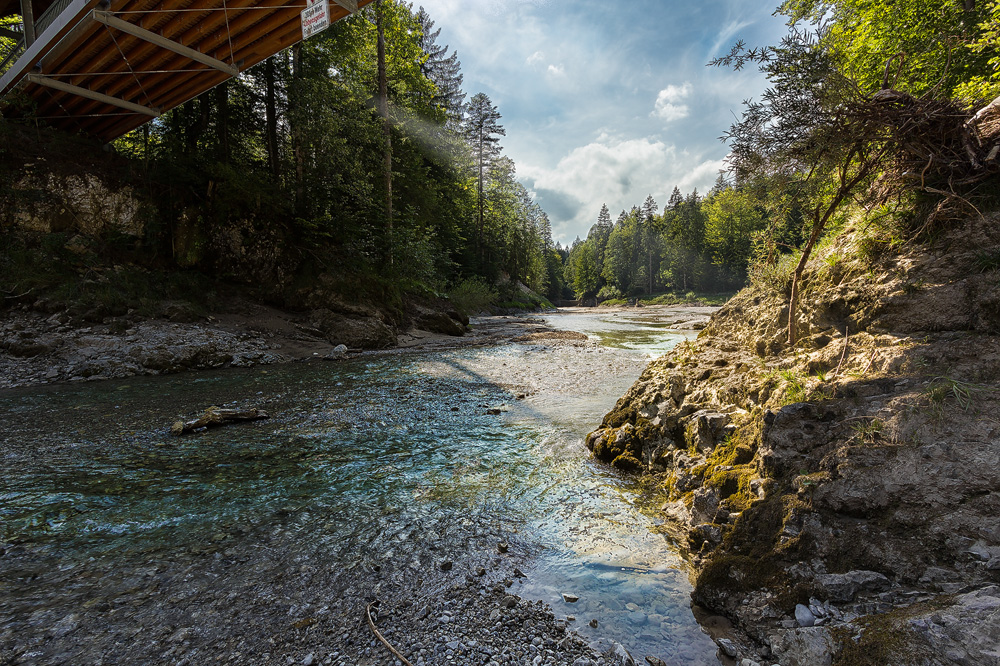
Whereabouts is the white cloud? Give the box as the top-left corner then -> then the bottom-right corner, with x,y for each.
652,83 -> 693,122
415,0 -> 791,243
519,135 -> 731,244
678,158 -> 727,192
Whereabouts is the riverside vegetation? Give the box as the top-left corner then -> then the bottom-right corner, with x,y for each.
584,1 -> 1000,664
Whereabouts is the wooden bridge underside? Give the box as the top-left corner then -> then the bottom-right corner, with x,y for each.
0,0 -> 370,140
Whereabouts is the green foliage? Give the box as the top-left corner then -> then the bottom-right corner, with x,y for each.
448,277 -> 497,316
956,0 -> 1000,101
975,248 -> 1000,273
924,377 -> 981,413
749,249 -> 799,296
566,239 -> 600,298
703,187 -> 769,284
780,369 -> 808,404
563,186 -> 764,302
780,0 -> 995,101
597,285 -> 624,301
92,1 -> 556,307
850,417 -> 884,445
494,281 -> 553,311
0,230 -> 215,317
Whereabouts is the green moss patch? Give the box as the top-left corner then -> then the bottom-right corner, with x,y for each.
830,598 -> 953,666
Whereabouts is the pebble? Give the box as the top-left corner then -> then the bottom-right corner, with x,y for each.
794,603 -> 816,628
562,593 -> 580,603
717,638 -> 738,658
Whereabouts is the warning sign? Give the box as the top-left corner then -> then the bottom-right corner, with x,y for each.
301,0 -> 331,39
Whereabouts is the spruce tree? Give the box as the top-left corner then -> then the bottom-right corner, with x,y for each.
416,7 -> 466,127
463,92 -> 506,261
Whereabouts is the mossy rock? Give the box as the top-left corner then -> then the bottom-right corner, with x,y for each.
602,403 -> 639,429
612,451 -> 644,472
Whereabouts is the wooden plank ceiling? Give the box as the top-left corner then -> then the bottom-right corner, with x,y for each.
1,0 -> 371,140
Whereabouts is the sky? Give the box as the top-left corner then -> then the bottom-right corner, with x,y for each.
414,0 -> 791,246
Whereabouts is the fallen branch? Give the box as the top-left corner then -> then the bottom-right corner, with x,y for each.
2,288 -> 34,301
366,602 -> 414,666
170,407 -> 269,435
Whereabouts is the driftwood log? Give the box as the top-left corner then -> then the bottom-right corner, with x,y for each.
170,407 -> 269,435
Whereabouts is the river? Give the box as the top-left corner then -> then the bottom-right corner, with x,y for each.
0,306 -> 722,666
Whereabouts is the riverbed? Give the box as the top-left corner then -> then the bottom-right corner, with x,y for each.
0,306 -> 722,666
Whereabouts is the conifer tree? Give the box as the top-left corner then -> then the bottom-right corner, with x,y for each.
416,7 -> 466,127
463,92 -> 506,261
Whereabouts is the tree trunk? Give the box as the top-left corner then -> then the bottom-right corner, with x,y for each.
182,99 -> 205,155
648,249 -> 653,295
376,0 -> 392,263
477,130 -> 485,266
264,56 -> 280,180
786,217 -> 824,346
786,160 -> 868,345
215,81 -> 230,164
291,43 -> 305,216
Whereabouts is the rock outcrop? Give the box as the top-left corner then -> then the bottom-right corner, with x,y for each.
587,213 -> 1000,665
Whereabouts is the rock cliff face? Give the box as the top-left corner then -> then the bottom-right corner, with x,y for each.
587,214 -> 1000,665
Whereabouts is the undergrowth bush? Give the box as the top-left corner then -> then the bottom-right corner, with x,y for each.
448,277 -> 497,316
749,251 -> 799,296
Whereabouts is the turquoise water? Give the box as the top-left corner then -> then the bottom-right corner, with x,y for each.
0,310 -> 720,665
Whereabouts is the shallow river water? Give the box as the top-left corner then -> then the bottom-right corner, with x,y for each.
0,307 -> 721,665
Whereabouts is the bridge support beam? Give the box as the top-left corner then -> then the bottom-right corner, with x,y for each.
92,10 -> 240,76
331,0 -> 358,12
27,73 -> 160,116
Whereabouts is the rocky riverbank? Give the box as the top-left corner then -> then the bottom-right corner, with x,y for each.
0,296 -> 488,391
585,213 -> 1000,665
1,501 -> 612,666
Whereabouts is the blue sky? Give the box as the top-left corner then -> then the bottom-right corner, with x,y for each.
415,0 -> 790,245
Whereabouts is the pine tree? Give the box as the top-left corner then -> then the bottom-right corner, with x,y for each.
590,204 -> 614,279
416,7 -> 466,127
641,195 -> 659,294
463,92 -> 506,261
668,186 -> 683,209
642,194 -> 658,221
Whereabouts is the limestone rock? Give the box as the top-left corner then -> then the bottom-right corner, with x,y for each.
815,571 -> 890,603
907,586 -> 1000,665
604,641 -> 636,666
311,308 -> 396,349
716,638 -> 738,658
769,627 -> 833,666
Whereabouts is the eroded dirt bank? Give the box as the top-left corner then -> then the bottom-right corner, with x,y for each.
586,214 -> 1000,665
